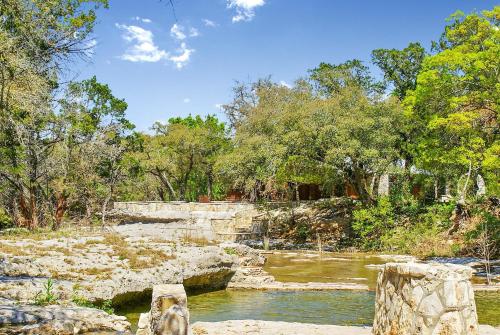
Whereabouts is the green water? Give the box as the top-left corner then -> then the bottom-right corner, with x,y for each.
263,251 -> 500,326
116,289 -> 375,331
116,251 -> 500,329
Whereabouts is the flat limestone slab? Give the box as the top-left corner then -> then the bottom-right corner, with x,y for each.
191,320 -> 371,335
227,281 -> 369,291
190,321 -> 500,335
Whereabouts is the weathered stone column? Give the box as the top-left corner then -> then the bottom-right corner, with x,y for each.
136,284 -> 189,335
372,263 -> 478,335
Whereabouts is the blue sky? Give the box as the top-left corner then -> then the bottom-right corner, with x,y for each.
78,0 -> 497,131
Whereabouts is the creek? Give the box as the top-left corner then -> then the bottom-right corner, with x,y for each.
116,251 -> 500,330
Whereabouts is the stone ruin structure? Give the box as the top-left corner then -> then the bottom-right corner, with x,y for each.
112,201 -> 261,242
136,284 -> 189,335
372,262 -> 479,335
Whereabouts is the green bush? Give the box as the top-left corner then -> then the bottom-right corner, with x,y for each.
72,295 -> 114,314
352,197 -> 395,249
296,224 -> 309,242
353,198 -> 455,254
224,247 -> 238,255
0,207 -> 13,230
465,209 -> 500,259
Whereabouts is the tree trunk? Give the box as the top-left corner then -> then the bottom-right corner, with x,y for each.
53,193 -> 66,230
157,187 -> 166,201
434,179 -> 439,200
18,187 -> 39,229
207,172 -> 213,199
155,168 -> 177,200
295,183 -> 300,204
352,167 -> 372,203
101,191 -> 112,226
476,174 -> 486,197
459,161 -> 472,205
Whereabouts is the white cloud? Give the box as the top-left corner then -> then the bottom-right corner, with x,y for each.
169,42 -> 194,69
189,27 -> 199,37
183,98 -> 191,103
170,23 -> 186,40
134,16 -> 152,23
116,23 -> 196,68
203,19 -> 218,27
170,24 -> 199,40
279,80 -> 292,88
227,0 -> 265,22
116,24 -> 168,62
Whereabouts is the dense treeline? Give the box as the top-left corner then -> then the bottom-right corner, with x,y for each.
0,1 -> 498,256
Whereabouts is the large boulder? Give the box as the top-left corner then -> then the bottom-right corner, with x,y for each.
0,299 -> 131,334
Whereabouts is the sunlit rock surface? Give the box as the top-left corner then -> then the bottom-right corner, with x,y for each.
0,298 -> 131,334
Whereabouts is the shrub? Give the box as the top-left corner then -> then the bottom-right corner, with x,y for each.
352,197 -> 394,249
72,295 -> 114,314
296,224 -> 309,242
34,278 -> 58,306
224,247 -> 238,255
0,207 -> 13,230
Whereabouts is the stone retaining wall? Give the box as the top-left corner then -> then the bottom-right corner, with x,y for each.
112,201 -> 260,242
372,262 -> 479,335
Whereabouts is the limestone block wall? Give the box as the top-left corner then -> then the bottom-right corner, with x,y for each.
112,201 -> 260,242
373,263 -> 478,335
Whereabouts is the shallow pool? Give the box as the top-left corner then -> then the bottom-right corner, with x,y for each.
263,251 -> 385,289
116,251 -> 500,329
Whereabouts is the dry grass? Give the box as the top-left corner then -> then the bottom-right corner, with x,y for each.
63,258 -> 75,265
81,267 -> 113,279
0,243 -> 73,257
0,242 -> 28,256
192,327 -> 208,335
150,237 -> 172,244
49,270 -> 82,281
1,228 -> 78,241
103,233 -> 175,269
181,230 -> 211,246
72,239 -> 102,249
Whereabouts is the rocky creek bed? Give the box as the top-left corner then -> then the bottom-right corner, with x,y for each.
0,224 -> 499,334
0,225 -> 262,334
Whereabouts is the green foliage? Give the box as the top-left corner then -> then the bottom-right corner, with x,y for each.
0,207 -> 13,229
297,224 -> 309,242
352,197 -> 395,249
218,68 -> 402,201
134,114 -> 230,202
353,196 -> 456,253
404,6 -> 499,197
71,295 -> 115,315
465,208 -> 500,259
309,59 -> 384,96
34,278 -> 58,306
372,42 -> 427,100
224,247 -> 238,256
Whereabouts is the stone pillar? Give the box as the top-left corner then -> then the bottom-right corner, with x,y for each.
373,263 -> 478,335
136,284 -> 189,335
378,174 -> 390,197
